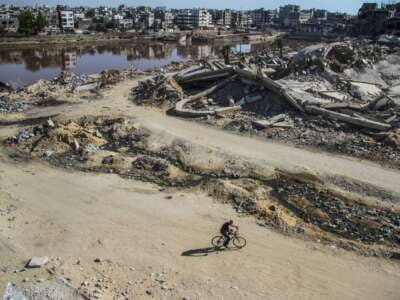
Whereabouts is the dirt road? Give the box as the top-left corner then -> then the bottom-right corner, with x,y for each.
1,78 -> 400,299
0,153 -> 399,300
19,78 -> 399,198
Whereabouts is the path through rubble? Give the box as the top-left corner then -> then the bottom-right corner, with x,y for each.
83,79 -> 400,196
5,77 -> 400,198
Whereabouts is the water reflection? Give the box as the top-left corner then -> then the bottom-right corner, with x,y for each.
0,42 -> 274,87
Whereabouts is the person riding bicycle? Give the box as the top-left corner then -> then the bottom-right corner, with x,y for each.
220,220 -> 238,248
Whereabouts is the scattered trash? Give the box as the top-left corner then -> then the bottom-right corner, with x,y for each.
0,96 -> 28,113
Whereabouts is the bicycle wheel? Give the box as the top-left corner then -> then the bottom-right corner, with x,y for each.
233,236 -> 247,249
211,236 -> 225,248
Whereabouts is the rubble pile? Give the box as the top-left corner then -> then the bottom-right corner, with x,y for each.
160,60 -> 196,73
127,39 -> 400,167
4,116 -> 200,186
100,68 -> 144,86
132,75 -> 183,108
0,95 -> 28,113
6,119 -> 106,157
207,173 -> 400,254
273,177 -> 400,244
285,41 -> 386,75
55,71 -> 93,87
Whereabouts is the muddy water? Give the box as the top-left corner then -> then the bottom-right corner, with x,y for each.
0,41 -> 274,87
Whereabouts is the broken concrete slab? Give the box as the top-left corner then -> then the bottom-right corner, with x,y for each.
26,256 -> 48,268
306,105 -> 392,131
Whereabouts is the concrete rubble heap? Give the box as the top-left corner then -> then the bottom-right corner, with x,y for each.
132,39 -> 400,167
132,75 -> 184,108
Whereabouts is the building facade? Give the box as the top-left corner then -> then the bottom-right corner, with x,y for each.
59,10 -> 74,31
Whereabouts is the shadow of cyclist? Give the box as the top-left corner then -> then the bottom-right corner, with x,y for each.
181,247 -> 219,257
181,246 -> 239,257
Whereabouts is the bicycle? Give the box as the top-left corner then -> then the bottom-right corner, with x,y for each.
211,230 -> 247,249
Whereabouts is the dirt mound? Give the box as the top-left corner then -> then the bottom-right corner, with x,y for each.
6,119 -> 107,156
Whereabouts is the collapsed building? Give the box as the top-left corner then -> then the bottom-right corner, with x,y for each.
132,39 -> 400,167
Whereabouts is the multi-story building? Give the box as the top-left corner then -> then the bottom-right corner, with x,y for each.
252,8 -> 277,29
300,10 -> 313,23
142,11 -> 154,30
175,9 -> 212,29
59,10 -> 74,31
160,11 -> 174,30
279,4 -> 300,27
195,9 -> 212,28
313,9 -> 328,22
222,9 -> 232,27
0,17 -> 19,32
357,3 -> 392,35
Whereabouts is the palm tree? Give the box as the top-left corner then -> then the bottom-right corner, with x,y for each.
274,38 -> 283,58
222,45 -> 231,65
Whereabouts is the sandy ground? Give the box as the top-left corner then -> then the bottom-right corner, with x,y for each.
1,77 -> 400,299
0,153 -> 399,300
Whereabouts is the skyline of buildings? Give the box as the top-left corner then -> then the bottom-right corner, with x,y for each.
1,2 -> 400,36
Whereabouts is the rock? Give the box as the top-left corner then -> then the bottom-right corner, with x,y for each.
95,130 -> 103,138
46,118 -> 55,128
94,258 -> 102,263
27,256 -> 48,268
44,150 -> 54,158
72,138 -> 80,151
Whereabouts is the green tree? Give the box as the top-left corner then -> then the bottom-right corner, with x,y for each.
221,45 -> 231,65
18,11 -> 36,36
273,38 -> 283,58
105,20 -> 115,30
85,9 -> 95,18
34,12 -> 48,34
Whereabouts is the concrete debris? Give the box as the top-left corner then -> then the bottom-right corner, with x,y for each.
274,177 -> 400,244
46,118 -> 55,128
2,279 -> 87,300
5,119 -> 108,155
131,38 -> 400,167
26,256 -> 48,268
2,283 -> 27,300
132,75 -> 183,108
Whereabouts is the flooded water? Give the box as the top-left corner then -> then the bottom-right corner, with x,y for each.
0,42 -> 272,87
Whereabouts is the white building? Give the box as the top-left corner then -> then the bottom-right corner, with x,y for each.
175,9 -> 212,29
194,9 -> 212,28
117,18 -> 133,30
0,17 -> 19,32
59,11 -> 74,31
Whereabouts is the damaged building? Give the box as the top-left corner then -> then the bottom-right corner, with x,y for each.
357,2 -> 400,36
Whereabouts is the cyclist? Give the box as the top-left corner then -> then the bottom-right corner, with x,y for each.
220,220 -> 238,248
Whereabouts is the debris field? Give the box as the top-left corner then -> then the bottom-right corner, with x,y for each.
132,39 -> 400,168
